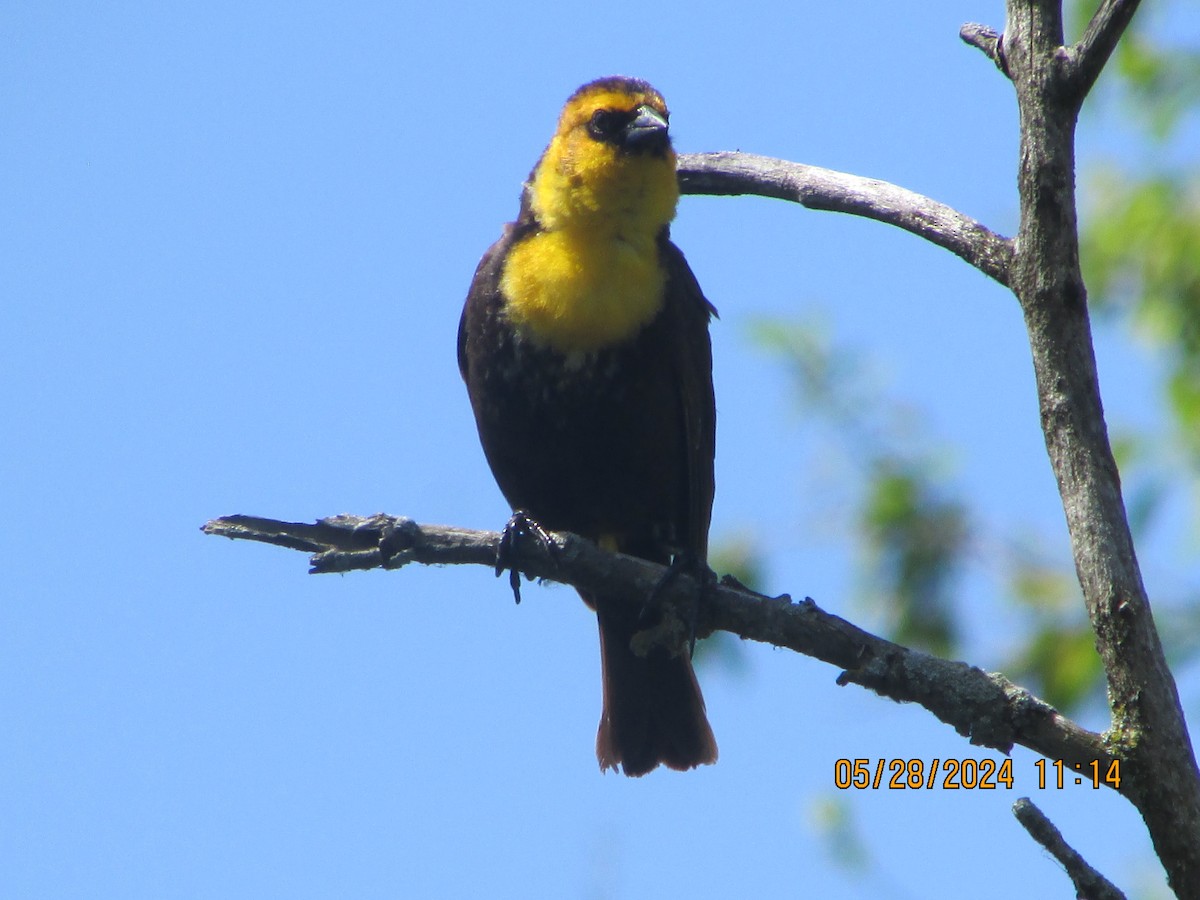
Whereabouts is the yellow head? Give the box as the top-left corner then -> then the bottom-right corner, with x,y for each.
526,76 -> 679,236
499,77 -> 681,354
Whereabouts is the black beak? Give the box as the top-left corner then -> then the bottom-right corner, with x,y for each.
622,105 -> 669,150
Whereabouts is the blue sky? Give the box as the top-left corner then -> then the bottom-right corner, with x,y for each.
3,1 -> 1192,897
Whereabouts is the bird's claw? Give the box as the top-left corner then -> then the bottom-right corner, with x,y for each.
642,554 -> 712,658
495,509 -> 556,604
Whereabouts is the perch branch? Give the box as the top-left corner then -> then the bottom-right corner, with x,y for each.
204,513 -> 1116,779
676,152 -> 1015,288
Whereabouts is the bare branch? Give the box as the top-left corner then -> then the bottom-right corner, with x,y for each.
1066,0 -> 1143,105
204,513 -> 1116,776
204,514 -> 496,572
960,23 -> 1010,76
676,152 -> 1015,288
1012,799 -> 1126,900
1002,0 -> 1200,892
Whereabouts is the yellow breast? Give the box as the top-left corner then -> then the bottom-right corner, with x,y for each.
499,228 -> 666,354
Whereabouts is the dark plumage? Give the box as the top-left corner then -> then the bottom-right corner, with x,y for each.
457,77 -> 718,775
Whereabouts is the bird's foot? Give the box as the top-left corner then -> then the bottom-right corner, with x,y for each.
495,509 -> 556,604
642,554 -> 713,658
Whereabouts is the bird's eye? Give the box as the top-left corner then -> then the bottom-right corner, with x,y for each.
588,109 -> 621,139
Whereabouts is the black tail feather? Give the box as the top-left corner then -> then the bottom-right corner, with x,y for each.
591,593 -> 717,777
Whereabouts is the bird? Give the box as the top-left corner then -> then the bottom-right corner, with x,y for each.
457,76 -> 718,776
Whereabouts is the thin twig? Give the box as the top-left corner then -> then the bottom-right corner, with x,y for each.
1012,799 -> 1126,900
960,23 -> 1010,76
1067,0 -> 1144,105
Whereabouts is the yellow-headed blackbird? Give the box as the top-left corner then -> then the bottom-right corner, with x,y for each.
457,76 -> 718,776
